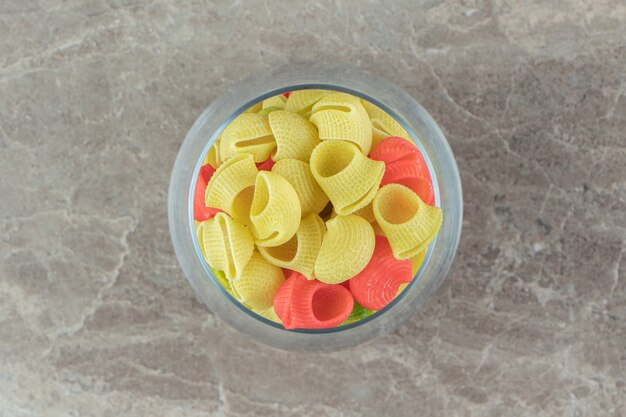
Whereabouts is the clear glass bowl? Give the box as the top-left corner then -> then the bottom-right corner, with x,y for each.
168,64 -> 463,351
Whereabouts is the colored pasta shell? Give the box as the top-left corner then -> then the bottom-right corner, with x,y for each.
284,89 -> 333,116
204,153 -> 258,219
194,164 -> 221,222
411,249 -> 427,276
271,159 -> 329,216
315,215 -> 375,284
219,113 -> 276,162
394,177 -> 435,207
310,92 -> 373,154
373,184 -> 442,260
369,136 -> 422,165
249,171 -> 301,247
370,137 -> 435,206
258,213 -> 326,279
268,110 -> 320,162
231,252 -> 285,310
262,94 -> 287,110
273,271 -> 354,330
360,100 -> 411,149
198,212 -> 255,281
348,236 -> 412,310
310,140 -> 384,215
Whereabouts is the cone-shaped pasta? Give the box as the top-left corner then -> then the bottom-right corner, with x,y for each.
220,113 -> 276,162
271,159 -> 329,216
262,94 -> 287,109
198,213 -> 255,281
373,184 -> 442,260
310,141 -> 384,215
274,271 -> 354,329
310,92 -> 373,154
243,102 -> 263,113
205,154 -> 258,218
250,171 -> 301,247
268,110 -> 320,162
348,236 -> 412,310
231,252 -> 285,310
204,138 -> 222,168
258,213 -> 326,279
361,100 -> 411,149
253,305 -> 282,323
284,89 -> 333,116
315,215 -> 375,284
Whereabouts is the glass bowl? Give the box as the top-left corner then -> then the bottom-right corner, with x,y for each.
168,64 -> 463,351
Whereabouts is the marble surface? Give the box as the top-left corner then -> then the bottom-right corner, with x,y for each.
1,1 -> 625,416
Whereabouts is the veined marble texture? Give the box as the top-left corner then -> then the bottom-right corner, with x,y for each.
0,1 -> 624,416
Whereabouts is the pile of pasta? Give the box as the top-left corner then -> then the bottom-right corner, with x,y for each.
194,90 -> 442,330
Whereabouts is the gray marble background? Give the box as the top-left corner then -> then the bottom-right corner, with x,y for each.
1,1 -> 625,416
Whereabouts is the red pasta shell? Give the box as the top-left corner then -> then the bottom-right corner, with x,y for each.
193,164 -> 222,221
274,271 -> 354,330
347,236 -> 412,310
369,137 -> 435,206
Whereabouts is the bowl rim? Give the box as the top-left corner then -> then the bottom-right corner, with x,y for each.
168,64 -> 463,351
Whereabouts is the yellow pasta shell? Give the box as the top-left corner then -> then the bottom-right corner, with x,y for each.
204,138 -> 223,168
220,113 -> 276,162
284,89 -> 333,116
198,213 -> 255,281
231,252 -> 285,310
268,110 -> 320,162
309,141 -> 384,215
196,220 -> 208,259
315,215 -> 375,284
212,267 -> 237,297
258,213 -> 326,279
373,184 -> 442,260
361,99 -> 411,149
249,171 -> 301,247
411,249 -> 427,276
253,305 -> 282,323
262,94 -> 287,109
205,153 -> 258,218
271,159 -> 329,216
310,92 -> 373,154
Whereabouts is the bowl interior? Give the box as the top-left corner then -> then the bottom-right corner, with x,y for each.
188,84 -> 441,334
